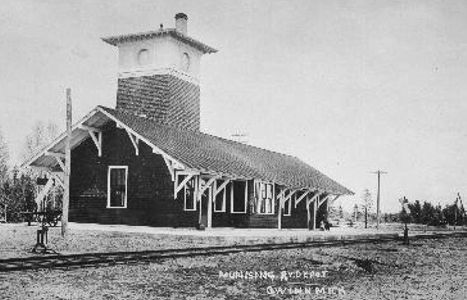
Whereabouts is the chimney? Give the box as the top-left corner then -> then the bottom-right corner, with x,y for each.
175,13 -> 188,35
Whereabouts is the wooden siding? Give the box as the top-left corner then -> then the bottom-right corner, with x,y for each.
69,122 -> 199,227
69,122 -> 321,228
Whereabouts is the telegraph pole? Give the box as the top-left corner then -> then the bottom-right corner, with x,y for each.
372,170 -> 387,230
61,88 -> 72,237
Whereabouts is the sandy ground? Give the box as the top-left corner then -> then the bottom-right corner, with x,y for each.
1,236 -> 465,300
0,222 -> 464,259
0,223 -> 230,259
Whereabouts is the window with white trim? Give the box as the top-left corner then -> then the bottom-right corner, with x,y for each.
183,176 -> 196,211
255,181 -> 275,215
107,166 -> 128,208
214,180 -> 228,212
283,193 -> 294,216
231,180 -> 248,214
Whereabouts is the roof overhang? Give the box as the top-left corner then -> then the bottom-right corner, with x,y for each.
101,29 -> 218,54
22,106 -> 186,171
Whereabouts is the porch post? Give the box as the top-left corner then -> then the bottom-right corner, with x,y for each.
313,196 -> 318,230
278,195 -> 282,230
207,180 -> 213,229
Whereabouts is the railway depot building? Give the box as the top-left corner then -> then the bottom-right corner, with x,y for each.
25,13 -> 353,229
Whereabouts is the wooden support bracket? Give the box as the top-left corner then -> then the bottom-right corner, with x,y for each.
281,190 -> 296,205
51,173 -> 65,189
295,190 -> 311,208
307,191 -> 322,207
46,151 -> 65,159
53,156 -> 65,172
174,174 -> 194,196
198,177 -> 217,199
214,179 -> 230,198
276,189 -> 287,205
162,156 -> 175,181
318,194 -> 330,208
88,130 -> 102,157
331,195 -> 341,204
125,128 -> 139,156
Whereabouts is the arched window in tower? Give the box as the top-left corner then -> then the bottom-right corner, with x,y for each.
181,52 -> 190,72
137,49 -> 150,66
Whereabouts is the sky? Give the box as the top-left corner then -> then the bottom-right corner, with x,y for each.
1,0 -> 467,213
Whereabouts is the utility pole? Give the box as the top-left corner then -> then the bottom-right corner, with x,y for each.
371,170 -> 387,230
61,88 -> 72,237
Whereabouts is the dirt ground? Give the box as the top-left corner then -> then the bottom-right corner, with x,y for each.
0,224 -> 231,259
1,234 -> 465,299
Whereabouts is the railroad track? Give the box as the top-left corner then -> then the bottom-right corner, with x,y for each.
0,232 -> 465,272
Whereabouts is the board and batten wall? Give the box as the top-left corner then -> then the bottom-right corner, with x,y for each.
69,121 -> 312,228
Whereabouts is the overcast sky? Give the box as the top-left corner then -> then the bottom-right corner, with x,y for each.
1,0 -> 466,212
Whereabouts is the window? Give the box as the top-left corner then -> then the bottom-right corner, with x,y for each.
283,193 -> 294,216
137,49 -> 150,66
181,52 -> 190,72
214,180 -> 227,212
107,166 -> 128,208
183,176 -> 196,211
255,181 -> 275,215
231,181 -> 248,214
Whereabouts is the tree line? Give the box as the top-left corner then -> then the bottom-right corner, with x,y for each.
400,199 -> 466,226
329,189 -> 466,228
0,122 -> 61,222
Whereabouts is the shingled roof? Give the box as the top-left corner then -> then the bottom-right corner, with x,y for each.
25,105 -> 353,196
100,106 -> 353,195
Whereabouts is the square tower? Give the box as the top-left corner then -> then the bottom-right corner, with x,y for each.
102,13 -> 217,131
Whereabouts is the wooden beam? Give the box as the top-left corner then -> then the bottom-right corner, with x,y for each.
306,194 -> 311,230
53,156 -> 65,172
79,125 -> 101,132
198,177 -> 217,199
162,156 -> 175,181
214,179 -> 230,198
278,196 -> 282,230
207,185 -> 213,229
276,188 -> 287,205
51,173 -> 65,189
307,191 -> 322,206
318,194 -> 331,208
88,130 -> 102,157
281,190 -> 296,205
175,174 -> 194,195
62,88 -> 72,237
331,195 -> 341,204
46,151 -> 65,159
313,197 -> 318,230
175,169 -> 201,176
124,128 -> 139,156
295,190 -> 310,207
306,191 -> 322,230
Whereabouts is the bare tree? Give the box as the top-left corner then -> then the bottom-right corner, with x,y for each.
22,121 -> 59,161
362,189 -> 372,228
0,126 -> 9,181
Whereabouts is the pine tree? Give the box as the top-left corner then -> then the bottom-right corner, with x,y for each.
408,200 -> 422,223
